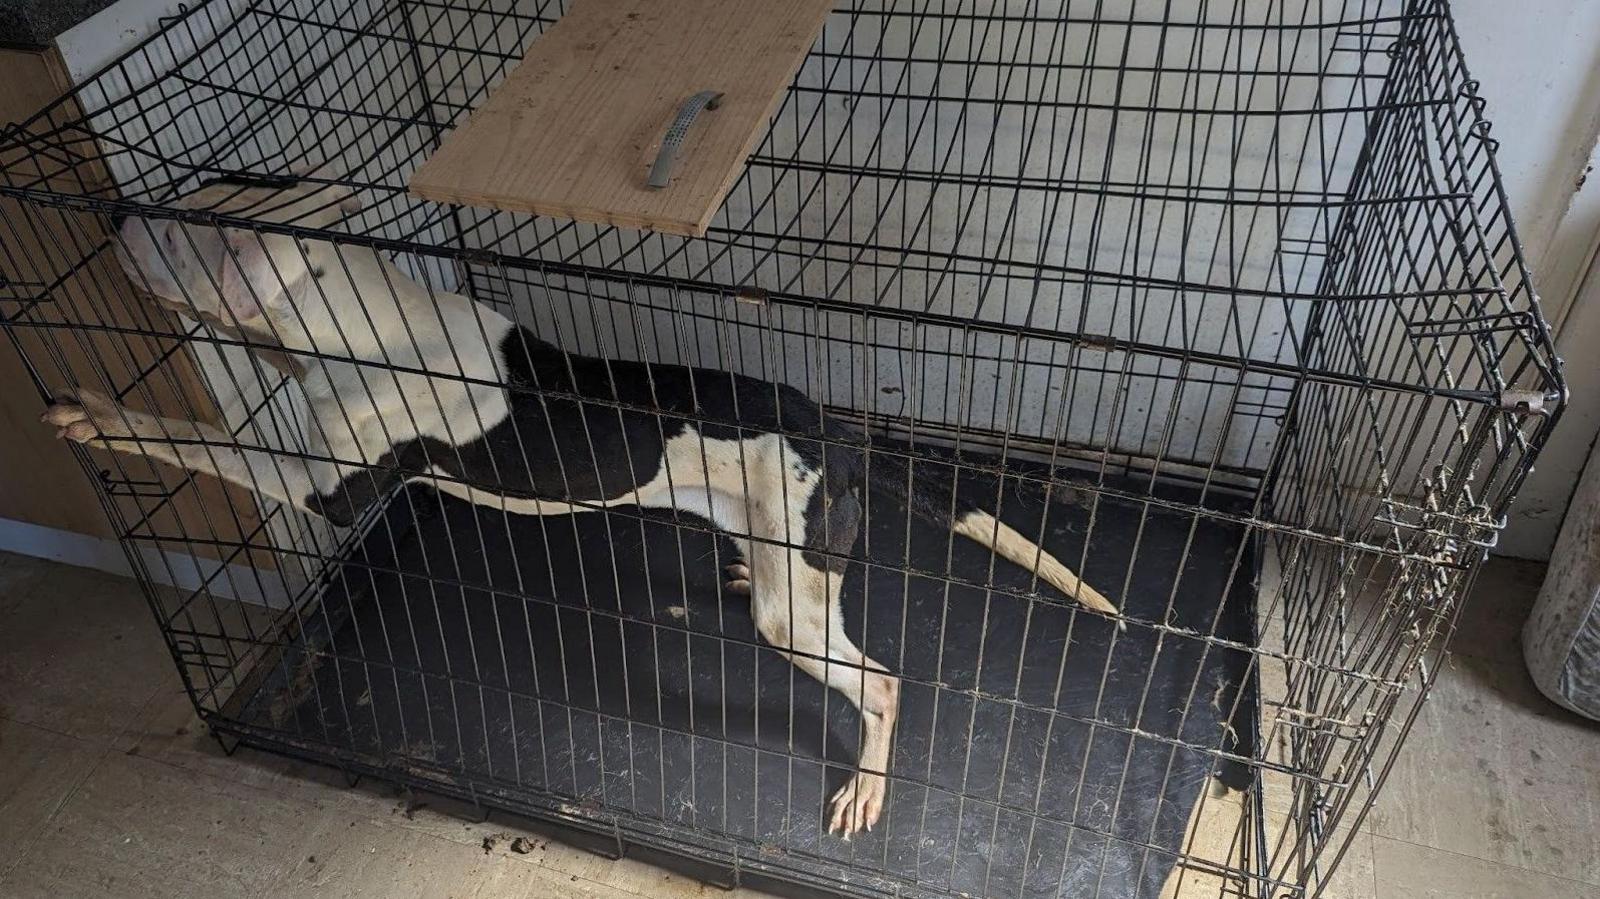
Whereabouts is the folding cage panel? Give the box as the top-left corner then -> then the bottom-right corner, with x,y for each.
0,1 -> 1564,897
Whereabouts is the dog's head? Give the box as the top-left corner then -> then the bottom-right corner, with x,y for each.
114,177 -> 361,333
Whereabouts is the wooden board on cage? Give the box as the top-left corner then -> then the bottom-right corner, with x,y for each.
406,0 -> 837,237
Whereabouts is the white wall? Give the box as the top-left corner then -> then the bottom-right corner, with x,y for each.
1448,1 -> 1600,558
56,0 -> 188,82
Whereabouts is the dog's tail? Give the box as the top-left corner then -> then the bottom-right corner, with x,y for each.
949,509 -> 1120,621
866,450 -> 1120,626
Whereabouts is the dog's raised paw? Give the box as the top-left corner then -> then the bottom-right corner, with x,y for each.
41,388 -> 130,443
724,560 -> 751,595
42,397 -> 101,443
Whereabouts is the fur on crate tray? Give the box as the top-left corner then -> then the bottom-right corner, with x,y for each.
244,453 -> 1259,899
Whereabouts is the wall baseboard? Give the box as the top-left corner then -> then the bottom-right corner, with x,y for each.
0,516 -> 297,607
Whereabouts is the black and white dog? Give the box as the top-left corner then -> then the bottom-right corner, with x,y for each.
44,179 -> 1117,835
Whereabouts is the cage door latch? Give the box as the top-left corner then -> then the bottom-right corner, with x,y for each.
647,90 -> 724,189
1498,390 -> 1548,416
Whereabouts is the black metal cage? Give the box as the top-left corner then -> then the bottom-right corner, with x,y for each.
0,1 -> 1564,897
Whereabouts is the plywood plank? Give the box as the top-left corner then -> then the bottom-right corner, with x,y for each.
408,0 -> 836,237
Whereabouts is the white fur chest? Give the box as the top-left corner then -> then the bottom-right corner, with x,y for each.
295,297 -> 515,469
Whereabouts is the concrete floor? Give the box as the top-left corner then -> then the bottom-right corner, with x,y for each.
0,550 -> 1597,898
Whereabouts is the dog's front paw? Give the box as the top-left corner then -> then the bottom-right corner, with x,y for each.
41,388 -> 129,442
43,398 -> 101,443
724,558 -> 752,595
828,771 -> 885,838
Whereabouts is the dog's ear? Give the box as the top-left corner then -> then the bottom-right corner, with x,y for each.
218,231 -> 299,324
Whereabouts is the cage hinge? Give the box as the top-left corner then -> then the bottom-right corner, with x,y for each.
1077,332 -> 1119,353
1383,35 -> 1415,59
157,2 -> 191,28
731,285 -> 768,306
1497,390 -> 1547,416
1469,119 -> 1500,153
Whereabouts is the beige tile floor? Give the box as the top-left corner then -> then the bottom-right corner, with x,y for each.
1,550 -> 1597,898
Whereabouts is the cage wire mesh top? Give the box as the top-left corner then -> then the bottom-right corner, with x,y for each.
0,0 -> 1566,898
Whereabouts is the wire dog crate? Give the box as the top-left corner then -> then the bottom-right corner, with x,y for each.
0,0 -> 1564,896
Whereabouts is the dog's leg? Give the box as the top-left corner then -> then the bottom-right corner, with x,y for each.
742,480 -> 895,837
612,429 -> 899,835
810,489 -> 899,838
42,387 -> 321,513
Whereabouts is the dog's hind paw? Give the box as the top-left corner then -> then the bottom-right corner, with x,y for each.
724,559 -> 751,595
828,771 -> 885,838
